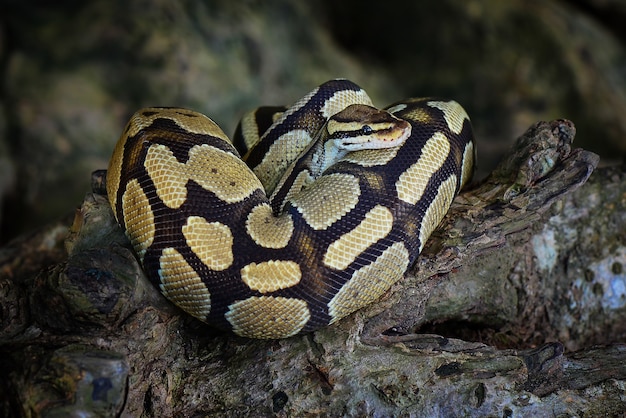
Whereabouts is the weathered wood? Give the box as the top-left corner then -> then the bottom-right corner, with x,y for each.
2,119 -> 626,417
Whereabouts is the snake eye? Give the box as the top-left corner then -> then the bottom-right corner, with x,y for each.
361,125 -> 373,134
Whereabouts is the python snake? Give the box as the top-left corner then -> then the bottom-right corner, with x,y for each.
107,79 -> 474,339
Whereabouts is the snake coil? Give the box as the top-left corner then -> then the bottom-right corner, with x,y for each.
107,79 -> 474,339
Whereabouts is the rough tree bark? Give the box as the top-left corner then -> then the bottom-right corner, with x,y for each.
1,119 -> 625,417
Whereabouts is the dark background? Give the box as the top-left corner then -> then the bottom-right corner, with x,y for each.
1,0 -> 625,244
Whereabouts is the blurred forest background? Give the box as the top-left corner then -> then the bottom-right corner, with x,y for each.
1,0 -> 625,244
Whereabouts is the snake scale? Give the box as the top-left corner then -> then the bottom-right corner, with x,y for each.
107,79 -> 475,339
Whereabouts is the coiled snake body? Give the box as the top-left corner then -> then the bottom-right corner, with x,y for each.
107,80 -> 474,339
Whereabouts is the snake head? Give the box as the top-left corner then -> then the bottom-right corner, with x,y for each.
327,104 -> 412,151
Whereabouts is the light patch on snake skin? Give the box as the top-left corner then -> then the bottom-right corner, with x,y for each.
291,173 -> 361,230
395,132 -> 450,205
240,260 -> 302,293
187,144 -> 262,202
225,296 -> 310,339
401,106 -> 434,125
327,242 -> 410,322
238,110 -> 263,153
246,203 -> 294,249
419,174 -> 457,252
121,178 -> 154,262
320,88 -> 373,119
254,129 -> 313,195
126,107 -> 229,140
427,101 -> 469,135
158,247 -> 211,320
386,103 -> 407,114
323,205 -> 394,270
145,143 -> 262,208
239,109 -> 284,154
182,216 -> 233,270
460,141 -> 474,188
340,146 -> 400,167
144,144 -> 189,208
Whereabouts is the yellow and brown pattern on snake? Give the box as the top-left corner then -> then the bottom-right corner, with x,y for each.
108,80 -> 474,339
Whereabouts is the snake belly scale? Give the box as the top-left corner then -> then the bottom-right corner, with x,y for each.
107,79 -> 475,339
